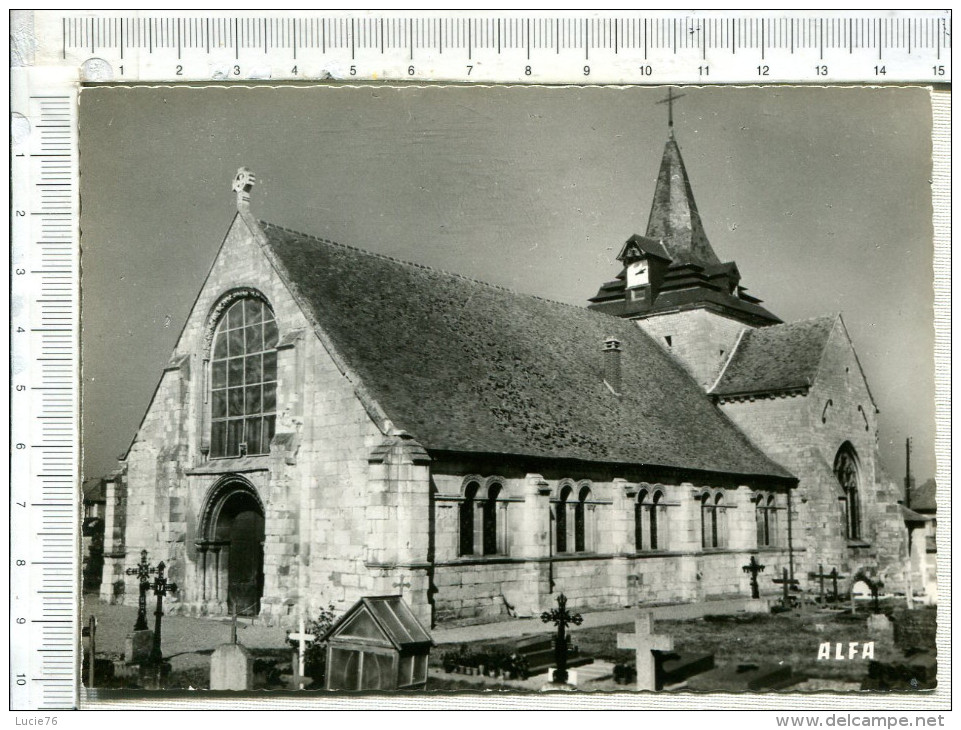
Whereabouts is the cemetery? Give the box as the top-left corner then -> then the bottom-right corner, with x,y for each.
81,554 -> 937,694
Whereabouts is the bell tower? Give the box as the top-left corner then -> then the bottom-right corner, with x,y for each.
588,90 -> 781,388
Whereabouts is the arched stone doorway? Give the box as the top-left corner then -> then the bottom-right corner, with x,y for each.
199,478 -> 265,616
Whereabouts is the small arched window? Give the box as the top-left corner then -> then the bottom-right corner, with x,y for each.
574,486 -> 593,553
634,489 -> 648,551
210,297 -> 279,458
555,485 -> 572,554
701,491 -> 725,549
459,482 -> 480,556
459,481 -> 506,557
635,489 -> 665,551
755,493 -> 778,547
834,445 -> 861,540
650,491 -> 662,550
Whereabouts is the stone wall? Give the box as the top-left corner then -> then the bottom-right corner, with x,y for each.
718,318 -> 907,592
635,309 -> 750,389
427,462 -> 791,623
110,214 -> 388,626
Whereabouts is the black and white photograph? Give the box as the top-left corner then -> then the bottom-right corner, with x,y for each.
76,83 -> 939,700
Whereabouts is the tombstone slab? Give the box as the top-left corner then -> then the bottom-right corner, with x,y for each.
867,613 -> 893,635
210,642 -> 253,691
124,629 -> 153,665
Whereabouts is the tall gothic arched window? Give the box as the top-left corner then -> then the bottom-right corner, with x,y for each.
210,297 -> 279,458
834,444 -> 861,540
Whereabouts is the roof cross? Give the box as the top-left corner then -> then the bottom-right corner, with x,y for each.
656,87 -> 686,136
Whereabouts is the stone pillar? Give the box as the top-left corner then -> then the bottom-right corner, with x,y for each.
366,434 -> 432,626
609,479 -> 637,606
513,474 -> 552,611
676,483 -> 701,601
99,470 -> 128,604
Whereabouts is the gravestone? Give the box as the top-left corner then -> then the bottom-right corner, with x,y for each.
124,630 -> 153,665
617,612 -> 673,691
210,643 -> 253,690
210,613 -> 253,690
867,613 -> 893,636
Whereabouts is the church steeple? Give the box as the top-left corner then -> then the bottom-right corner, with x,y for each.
646,137 -> 720,268
588,92 -> 780,329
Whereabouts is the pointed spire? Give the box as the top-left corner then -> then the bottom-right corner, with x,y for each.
645,138 -> 721,268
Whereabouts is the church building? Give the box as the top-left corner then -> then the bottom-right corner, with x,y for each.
99,120 -> 907,628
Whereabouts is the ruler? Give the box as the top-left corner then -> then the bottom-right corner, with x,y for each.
27,10 -> 951,83
10,67 -> 80,711
7,9 -> 950,711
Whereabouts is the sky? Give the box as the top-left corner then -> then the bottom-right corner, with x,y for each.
79,84 -> 936,485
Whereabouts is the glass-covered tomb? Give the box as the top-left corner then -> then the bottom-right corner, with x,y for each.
321,595 -> 433,690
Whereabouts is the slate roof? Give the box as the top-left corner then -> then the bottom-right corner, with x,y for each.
910,479 -> 937,513
82,477 -> 106,503
710,316 -> 837,397
646,139 -> 721,268
259,221 -> 793,482
617,234 -> 672,262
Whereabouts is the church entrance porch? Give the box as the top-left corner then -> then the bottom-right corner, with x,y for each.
198,478 -> 265,617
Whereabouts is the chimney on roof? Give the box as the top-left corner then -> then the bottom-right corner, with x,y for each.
603,336 -> 622,395
232,167 -> 256,212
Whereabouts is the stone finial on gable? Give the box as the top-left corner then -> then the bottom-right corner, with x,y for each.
232,167 -> 256,210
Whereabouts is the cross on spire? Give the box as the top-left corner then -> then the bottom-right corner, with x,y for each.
656,87 -> 686,137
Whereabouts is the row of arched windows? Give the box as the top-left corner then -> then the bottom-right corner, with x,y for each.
455,481 -> 782,557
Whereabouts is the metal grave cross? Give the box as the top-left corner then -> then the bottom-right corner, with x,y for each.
869,579 -> 884,614
617,612 -> 674,692
656,87 -> 687,134
809,564 -> 845,605
541,593 -> 583,685
771,568 -> 799,608
742,555 -> 766,599
830,568 -> 846,603
148,560 -> 178,665
125,549 -> 157,632
287,614 -> 316,690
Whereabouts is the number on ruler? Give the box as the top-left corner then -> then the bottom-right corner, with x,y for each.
758,65 -> 770,76
639,65 -> 653,76
815,65 -> 828,76
699,66 -> 709,77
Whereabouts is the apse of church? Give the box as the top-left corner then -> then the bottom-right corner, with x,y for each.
102,109 -> 906,628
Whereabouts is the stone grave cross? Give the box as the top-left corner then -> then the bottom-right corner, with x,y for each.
540,593 -> 583,685
287,615 -> 316,690
125,549 -> 157,632
742,555 -> 766,599
617,612 -> 674,691
148,560 -> 178,665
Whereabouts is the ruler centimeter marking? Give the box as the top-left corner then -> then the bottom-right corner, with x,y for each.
9,9 -> 950,711
34,12 -> 951,83
11,74 -> 80,710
